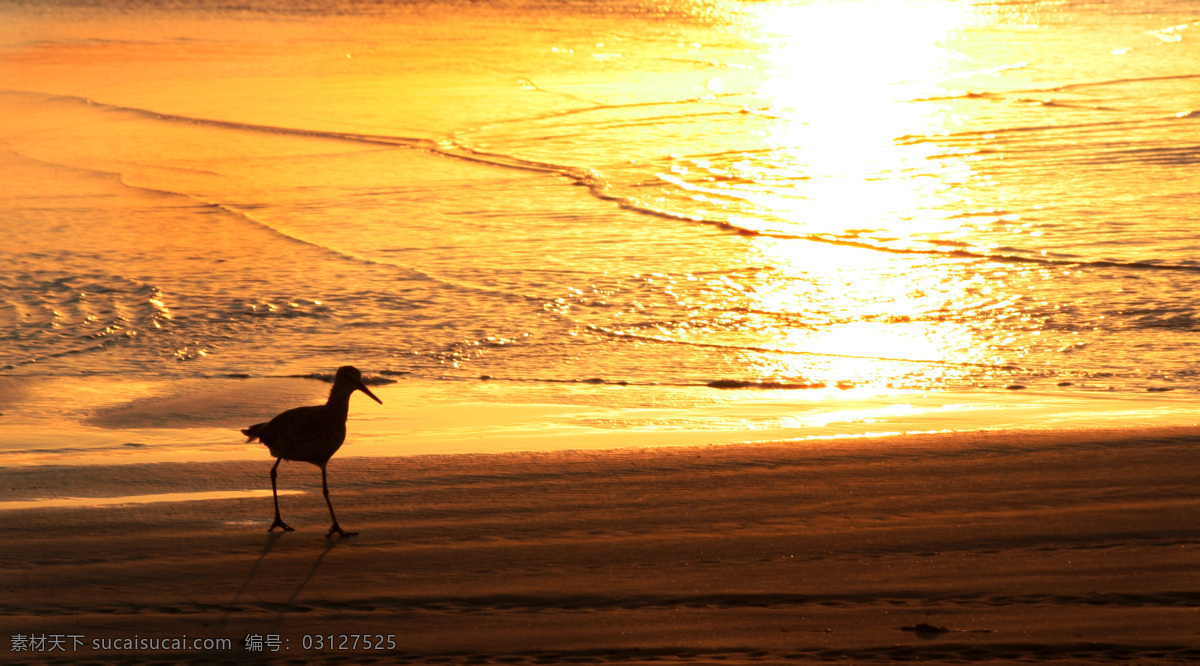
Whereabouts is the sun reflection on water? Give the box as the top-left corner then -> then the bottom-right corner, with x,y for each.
734,241 -> 1015,390
741,0 -> 981,237
711,0 -> 1027,390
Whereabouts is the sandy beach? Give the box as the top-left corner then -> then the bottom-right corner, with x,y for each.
3,426 -> 1198,663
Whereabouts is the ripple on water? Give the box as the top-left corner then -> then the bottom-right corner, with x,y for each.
0,271 -> 170,370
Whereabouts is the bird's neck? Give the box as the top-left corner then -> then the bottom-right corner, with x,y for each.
326,383 -> 355,417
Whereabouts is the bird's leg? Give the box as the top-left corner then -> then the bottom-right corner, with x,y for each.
321,465 -> 357,538
268,458 -> 294,532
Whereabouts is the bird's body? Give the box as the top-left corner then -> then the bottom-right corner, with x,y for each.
242,366 -> 382,537
244,402 -> 349,465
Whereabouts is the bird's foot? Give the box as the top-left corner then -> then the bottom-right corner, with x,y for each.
268,517 -> 295,532
326,523 -> 357,539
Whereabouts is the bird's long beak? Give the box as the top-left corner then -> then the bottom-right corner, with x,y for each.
356,380 -> 383,404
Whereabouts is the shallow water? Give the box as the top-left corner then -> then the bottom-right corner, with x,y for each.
1,0 -> 1199,457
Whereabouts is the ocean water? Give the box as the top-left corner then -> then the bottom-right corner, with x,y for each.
1,0 -> 1199,456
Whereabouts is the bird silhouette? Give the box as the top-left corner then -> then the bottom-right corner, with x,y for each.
242,366 -> 383,537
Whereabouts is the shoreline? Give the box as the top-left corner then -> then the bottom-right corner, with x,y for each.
4,423 -> 1199,508
3,426 -> 1199,663
2,374 -> 1198,467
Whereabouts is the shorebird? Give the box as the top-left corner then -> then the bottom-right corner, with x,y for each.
242,366 -> 383,538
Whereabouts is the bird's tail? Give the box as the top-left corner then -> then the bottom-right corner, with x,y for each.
242,423 -> 266,443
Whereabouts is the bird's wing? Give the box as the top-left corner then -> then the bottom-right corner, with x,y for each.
243,405 -> 324,446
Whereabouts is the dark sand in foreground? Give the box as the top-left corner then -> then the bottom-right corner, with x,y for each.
2,427 -> 1198,663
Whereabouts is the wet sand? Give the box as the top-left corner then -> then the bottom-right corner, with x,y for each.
3,426 -> 1198,663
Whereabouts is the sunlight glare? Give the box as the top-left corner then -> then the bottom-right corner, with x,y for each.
713,0 -> 1008,390
744,0 -> 979,237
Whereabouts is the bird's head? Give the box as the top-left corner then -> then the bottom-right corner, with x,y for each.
335,365 -> 383,404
